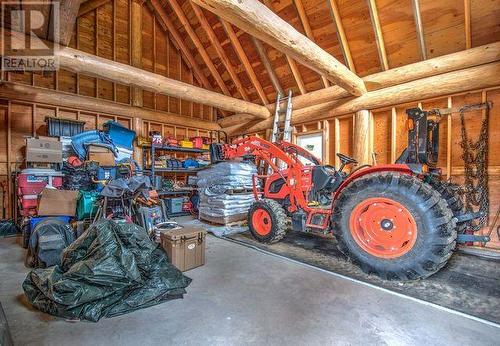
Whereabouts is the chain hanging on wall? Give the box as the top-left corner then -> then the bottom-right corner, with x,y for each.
459,101 -> 492,231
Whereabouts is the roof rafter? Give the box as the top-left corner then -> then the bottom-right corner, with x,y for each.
411,0 -> 427,60
221,20 -> 269,104
190,2 -> 250,101
293,0 -> 329,87
148,0 -> 211,90
262,0 -> 306,94
168,0 -> 231,96
366,0 -> 389,70
78,0 -> 111,17
251,36 -> 284,96
326,0 -> 356,73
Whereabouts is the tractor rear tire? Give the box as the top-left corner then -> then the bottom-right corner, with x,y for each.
332,172 -> 457,280
428,178 -> 467,233
248,199 -> 288,244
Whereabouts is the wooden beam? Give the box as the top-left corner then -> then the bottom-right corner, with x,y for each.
130,0 -> 143,107
412,0 -> 427,60
252,37 -> 284,96
286,56 -> 307,94
168,0 -> 230,96
293,0 -> 329,87
49,0 -> 85,45
0,82 -> 221,130
225,61 -> 500,134
464,0 -> 471,49
221,20 -> 269,104
192,0 -> 366,96
219,41 -> 500,125
353,110 -> 371,165
78,0 -> 110,16
326,0 -> 355,72
1,29 -> 270,117
190,2 -> 250,101
366,0 -> 389,70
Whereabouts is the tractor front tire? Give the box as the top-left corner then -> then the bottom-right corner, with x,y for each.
332,172 -> 457,280
248,199 -> 288,244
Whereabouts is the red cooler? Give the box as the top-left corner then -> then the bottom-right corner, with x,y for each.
17,169 -> 64,216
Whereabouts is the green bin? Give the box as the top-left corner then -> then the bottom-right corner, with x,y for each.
76,191 -> 100,220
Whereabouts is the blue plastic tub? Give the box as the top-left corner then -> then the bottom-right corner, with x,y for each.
103,121 -> 136,150
30,216 -> 71,231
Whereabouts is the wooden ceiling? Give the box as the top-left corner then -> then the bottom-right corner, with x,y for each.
147,0 -> 499,109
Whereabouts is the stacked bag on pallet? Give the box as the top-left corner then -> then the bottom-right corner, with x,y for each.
197,161 -> 258,224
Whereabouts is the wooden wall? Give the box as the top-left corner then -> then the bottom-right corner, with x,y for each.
291,86 -> 500,249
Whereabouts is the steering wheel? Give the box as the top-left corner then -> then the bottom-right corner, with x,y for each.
337,153 -> 358,165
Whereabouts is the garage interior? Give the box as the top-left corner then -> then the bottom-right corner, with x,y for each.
0,0 -> 499,344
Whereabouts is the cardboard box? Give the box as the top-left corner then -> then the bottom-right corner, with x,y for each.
26,137 -> 63,163
37,189 -> 79,216
160,227 -> 206,271
88,146 -> 116,166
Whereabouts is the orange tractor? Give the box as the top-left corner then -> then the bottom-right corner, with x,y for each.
210,106 -> 488,280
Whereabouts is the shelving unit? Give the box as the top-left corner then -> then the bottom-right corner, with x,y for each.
141,145 -> 209,217
141,144 -> 209,182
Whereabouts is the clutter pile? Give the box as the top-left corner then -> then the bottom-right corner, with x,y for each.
23,220 -> 191,322
197,161 -> 258,224
11,117 -> 212,321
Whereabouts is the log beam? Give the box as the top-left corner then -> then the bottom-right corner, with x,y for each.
192,0 -> 366,96
0,82 -> 221,130
225,61 -> 500,135
353,110 -> 371,165
0,30 -> 269,117
218,41 -> 500,126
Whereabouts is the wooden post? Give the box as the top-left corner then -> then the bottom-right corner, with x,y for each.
131,0 -> 143,107
353,110 -> 371,166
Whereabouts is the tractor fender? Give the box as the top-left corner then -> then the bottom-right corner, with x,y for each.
332,164 -> 414,201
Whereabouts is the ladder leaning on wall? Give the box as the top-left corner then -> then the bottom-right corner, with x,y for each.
271,90 -> 293,142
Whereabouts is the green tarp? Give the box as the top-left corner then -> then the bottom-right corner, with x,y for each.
23,219 -> 191,322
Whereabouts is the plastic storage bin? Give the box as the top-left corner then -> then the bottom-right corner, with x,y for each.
103,121 -> 136,150
20,195 -> 38,216
18,169 -> 64,195
46,117 -> 85,137
166,197 -> 184,214
76,191 -> 100,220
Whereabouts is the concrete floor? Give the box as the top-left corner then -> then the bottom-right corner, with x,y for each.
1,234 -> 499,346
